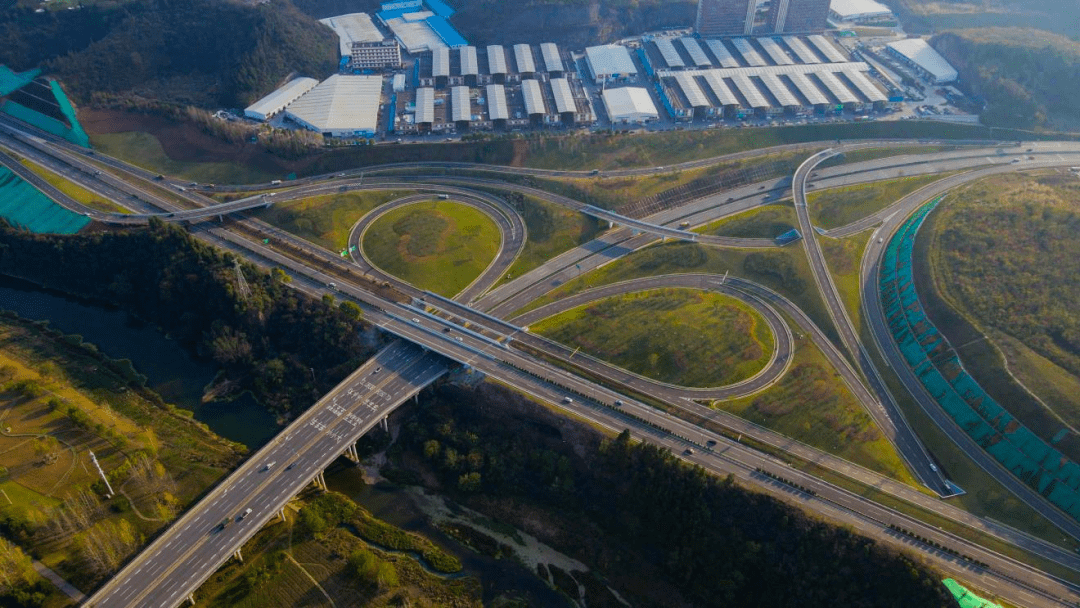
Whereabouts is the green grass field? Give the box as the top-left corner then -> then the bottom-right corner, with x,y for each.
808,174 -> 948,230
496,193 -> 601,288
715,320 -> 917,484
530,288 -> 774,388
17,157 -> 131,214
695,203 -> 797,239
819,231 -> 873,332
516,241 -> 840,348
362,200 -> 501,297
250,189 -> 413,252
90,131 -> 276,185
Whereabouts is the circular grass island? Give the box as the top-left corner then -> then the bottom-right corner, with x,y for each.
530,288 -> 775,388
362,200 -> 502,297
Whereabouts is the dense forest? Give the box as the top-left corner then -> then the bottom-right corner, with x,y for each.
0,219 -> 382,416
0,0 -> 338,107
391,383 -> 955,607
932,28 -> 1080,130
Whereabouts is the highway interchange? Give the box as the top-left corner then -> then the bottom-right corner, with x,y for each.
4,115 -> 1080,607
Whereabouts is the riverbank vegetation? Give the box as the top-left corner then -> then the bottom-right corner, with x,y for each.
0,219 -> 384,417
196,490 -> 479,607
385,381 -> 954,607
0,311 -> 243,597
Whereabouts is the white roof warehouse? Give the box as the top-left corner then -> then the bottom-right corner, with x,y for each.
285,74 -> 383,137
886,38 -> 958,84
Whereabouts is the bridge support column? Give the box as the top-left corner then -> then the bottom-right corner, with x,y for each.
381,416 -> 389,432
313,471 -> 327,491
344,443 -> 359,463
218,214 -> 223,223
188,593 -> 196,605
234,548 -> 243,563
278,507 -> 287,523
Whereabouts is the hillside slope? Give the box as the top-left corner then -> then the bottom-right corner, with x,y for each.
932,28 -> 1080,130
0,0 -> 338,108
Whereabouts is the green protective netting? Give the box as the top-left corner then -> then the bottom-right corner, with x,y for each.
0,166 -> 89,234
49,80 -> 90,148
942,579 -> 1002,608
0,65 -> 41,96
0,80 -> 91,149
879,197 -> 1080,520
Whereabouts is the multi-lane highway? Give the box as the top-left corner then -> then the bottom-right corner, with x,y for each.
86,343 -> 447,608
7,113 -> 1080,606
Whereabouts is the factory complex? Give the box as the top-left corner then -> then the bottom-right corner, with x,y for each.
240,0 -> 957,139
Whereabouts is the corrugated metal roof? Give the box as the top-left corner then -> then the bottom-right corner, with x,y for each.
814,71 -> 858,104
702,72 -> 740,106
487,45 -> 507,75
319,13 -> 383,57
550,78 -> 576,114
514,44 -> 536,73
731,38 -> 767,67
285,74 -> 382,134
886,38 -> 958,82
658,61 -> 871,80
704,39 -> 740,68
679,37 -> 712,67
540,43 -> 563,73
451,86 -> 471,122
245,77 -> 319,119
521,78 -> 545,114
673,73 -> 709,107
786,72 -> 829,105
843,69 -> 887,102
432,47 -> 450,77
459,46 -> 478,76
486,84 -> 508,120
654,38 -> 685,69
730,74 -> 769,108
759,72 -> 799,107
758,37 -> 794,66
808,35 -> 846,63
830,0 -> 892,20
602,87 -> 658,120
782,36 -> 820,64
585,44 -> 638,77
415,86 -> 435,123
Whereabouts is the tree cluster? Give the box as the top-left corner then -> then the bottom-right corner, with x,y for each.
0,219 -> 382,415
398,384 -> 954,607
0,0 -> 338,108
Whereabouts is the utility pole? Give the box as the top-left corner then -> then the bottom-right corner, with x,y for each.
89,450 -> 114,498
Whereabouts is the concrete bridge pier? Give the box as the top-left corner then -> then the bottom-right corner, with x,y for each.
233,548 -> 243,563
381,415 -> 390,432
344,443 -> 360,463
187,593 -> 196,605
277,507 -> 288,523
313,471 -> 327,491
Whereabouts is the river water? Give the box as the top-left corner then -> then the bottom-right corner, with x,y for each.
0,274 -> 278,447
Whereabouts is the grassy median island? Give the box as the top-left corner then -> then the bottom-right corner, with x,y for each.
15,156 -> 131,214
919,171 -> 1080,458
530,288 -> 775,388
0,312 -> 244,597
362,200 -> 501,297
695,202 -> 797,239
714,326 -> 917,485
808,174 -> 949,230
250,189 -> 413,252
494,192 -> 601,288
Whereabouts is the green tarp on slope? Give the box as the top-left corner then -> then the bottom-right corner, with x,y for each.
0,165 -> 89,234
942,579 -> 1002,608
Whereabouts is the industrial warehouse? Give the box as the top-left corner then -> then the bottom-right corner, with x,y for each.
238,0 -> 947,140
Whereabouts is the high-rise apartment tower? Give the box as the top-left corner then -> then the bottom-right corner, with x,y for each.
765,0 -> 830,33
695,0 -> 756,37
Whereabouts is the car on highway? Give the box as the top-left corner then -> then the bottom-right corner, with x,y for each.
239,508 -> 252,520
411,318 -> 420,323
563,397 -> 573,404
263,462 -> 275,471
684,448 -> 695,455
614,400 -> 623,407
217,517 -> 231,531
